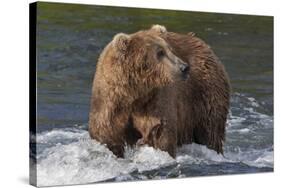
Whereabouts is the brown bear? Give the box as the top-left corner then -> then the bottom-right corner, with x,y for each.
88,25 -> 230,158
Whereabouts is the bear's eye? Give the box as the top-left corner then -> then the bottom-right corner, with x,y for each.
157,49 -> 165,60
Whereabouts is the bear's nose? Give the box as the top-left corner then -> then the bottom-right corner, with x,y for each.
179,63 -> 189,74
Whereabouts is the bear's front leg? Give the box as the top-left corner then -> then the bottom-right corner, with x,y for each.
89,124 -> 126,157
106,142 -> 125,158
89,110 -> 129,158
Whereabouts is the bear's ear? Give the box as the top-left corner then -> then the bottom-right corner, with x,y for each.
112,33 -> 130,52
150,24 -> 167,33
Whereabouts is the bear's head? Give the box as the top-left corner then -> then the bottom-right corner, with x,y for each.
97,25 -> 189,97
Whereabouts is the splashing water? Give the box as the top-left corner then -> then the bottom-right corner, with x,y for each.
34,93 -> 273,186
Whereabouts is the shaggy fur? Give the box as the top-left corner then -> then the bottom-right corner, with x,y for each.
88,25 -> 230,158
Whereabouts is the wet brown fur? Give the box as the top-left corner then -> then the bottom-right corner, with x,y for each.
88,25 -> 230,158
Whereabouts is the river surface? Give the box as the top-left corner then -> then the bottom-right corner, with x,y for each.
32,2 -> 273,187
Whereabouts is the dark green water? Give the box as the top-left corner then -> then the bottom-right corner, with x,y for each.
34,2 -> 273,187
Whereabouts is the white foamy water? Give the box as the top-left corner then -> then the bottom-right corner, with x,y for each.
35,94 -> 273,186
36,130 -> 175,186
